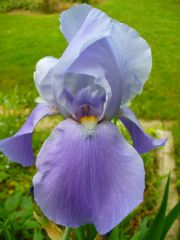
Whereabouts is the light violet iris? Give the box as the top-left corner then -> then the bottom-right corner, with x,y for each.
0,4 -> 166,234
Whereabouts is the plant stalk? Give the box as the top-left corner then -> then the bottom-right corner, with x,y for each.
63,227 -> 71,240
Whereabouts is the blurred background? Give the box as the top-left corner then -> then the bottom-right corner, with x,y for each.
0,0 -> 179,239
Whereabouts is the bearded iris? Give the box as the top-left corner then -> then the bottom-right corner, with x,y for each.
0,4 -> 166,234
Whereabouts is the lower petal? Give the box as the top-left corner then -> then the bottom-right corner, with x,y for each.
119,106 -> 167,154
0,104 -> 52,167
33,119 -> 145,234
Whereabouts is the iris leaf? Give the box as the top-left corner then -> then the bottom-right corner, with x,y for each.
130,232 -> 141,240
86,224 -> 97,240
63,227 -> 71,240
142,175 -> 170,240
109,225 -> 119,240
160,200 -> 180,240
74,226 -> 87,240
131,217 -> 149,240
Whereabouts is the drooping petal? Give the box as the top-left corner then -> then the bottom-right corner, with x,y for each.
0,104 -> 54,167
33,119 -> 145,234
34,57 -> 58,104
118,107 -> 167,154
60,4 -> 92,42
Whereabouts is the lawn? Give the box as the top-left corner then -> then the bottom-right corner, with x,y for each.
0,0 -> 179,239
0,0 -> 179,119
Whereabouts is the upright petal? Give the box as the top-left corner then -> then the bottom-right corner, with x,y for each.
66,20 -> 152,119
34,57 -> 58,104
33,119 -> 145,234
56,5 -> 111,73
108,21 -> 152,106
60,4 -> 92,42
51,6 -> 112,106
118,107 -> 167,154
67,40 -> 118,119
0,104 -> 54,167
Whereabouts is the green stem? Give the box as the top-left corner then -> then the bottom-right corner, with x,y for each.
63,227 -> 71,240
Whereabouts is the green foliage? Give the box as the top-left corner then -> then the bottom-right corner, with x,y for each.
172,122 -> 180,195
0,191 -> 45,239
129,176 -> 180,240
86,225 -> 97,240
74,226 -> 87,240
0,0 -> 32,12
160,201 -> 180,240
0,0 -> 97,13
142,176 -> 170,240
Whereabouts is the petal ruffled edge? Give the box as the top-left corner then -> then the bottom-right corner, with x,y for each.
60,4 -> 92,42
34,56 -> 58,104
108,20 -> 152,107
118,107 -> 167,154
0,104 -> 54,167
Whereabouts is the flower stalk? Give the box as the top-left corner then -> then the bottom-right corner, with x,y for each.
63,227 -> 71,240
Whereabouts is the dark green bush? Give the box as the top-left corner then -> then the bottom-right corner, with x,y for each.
0,191 -> 46,239
0,0 -> 99,13
0,0 -> 32,12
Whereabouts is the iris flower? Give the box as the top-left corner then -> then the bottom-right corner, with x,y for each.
0,4 -> 166,234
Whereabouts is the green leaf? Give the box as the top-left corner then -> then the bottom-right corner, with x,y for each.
142,175 -> 170,240
63,227 -> 71,240
23,219 -> 38,229
5,192 -> 22,212
0,207 -> 8,220
3,229 -> 15,240
74,226 -> 86,240
109,225 -> 119,240
160,200 -> 180,240
130,232 -> 141,240
33,229 -> 44,240
131,217 -> 149,240
0,172 -> 8,182
86,224 -> 97,240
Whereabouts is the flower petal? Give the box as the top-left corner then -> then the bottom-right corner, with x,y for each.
118,107 -> 167,154
34,56 -> 58,104
60,4 -> 92,42
33,119 -> 145,234
0,104 -> 53,167
52,6 -> 112,106
67,20 -> 152,119
57,72 -> 111,120
108,20 -> 152,106
57,5 -> 111,73
67,40 -> 118,119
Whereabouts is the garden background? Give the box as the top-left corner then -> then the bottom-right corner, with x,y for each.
0,0 -> 179,239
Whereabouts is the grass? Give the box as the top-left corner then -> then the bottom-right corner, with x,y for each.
0,12 -> 66,108
0,0 -> 179,119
